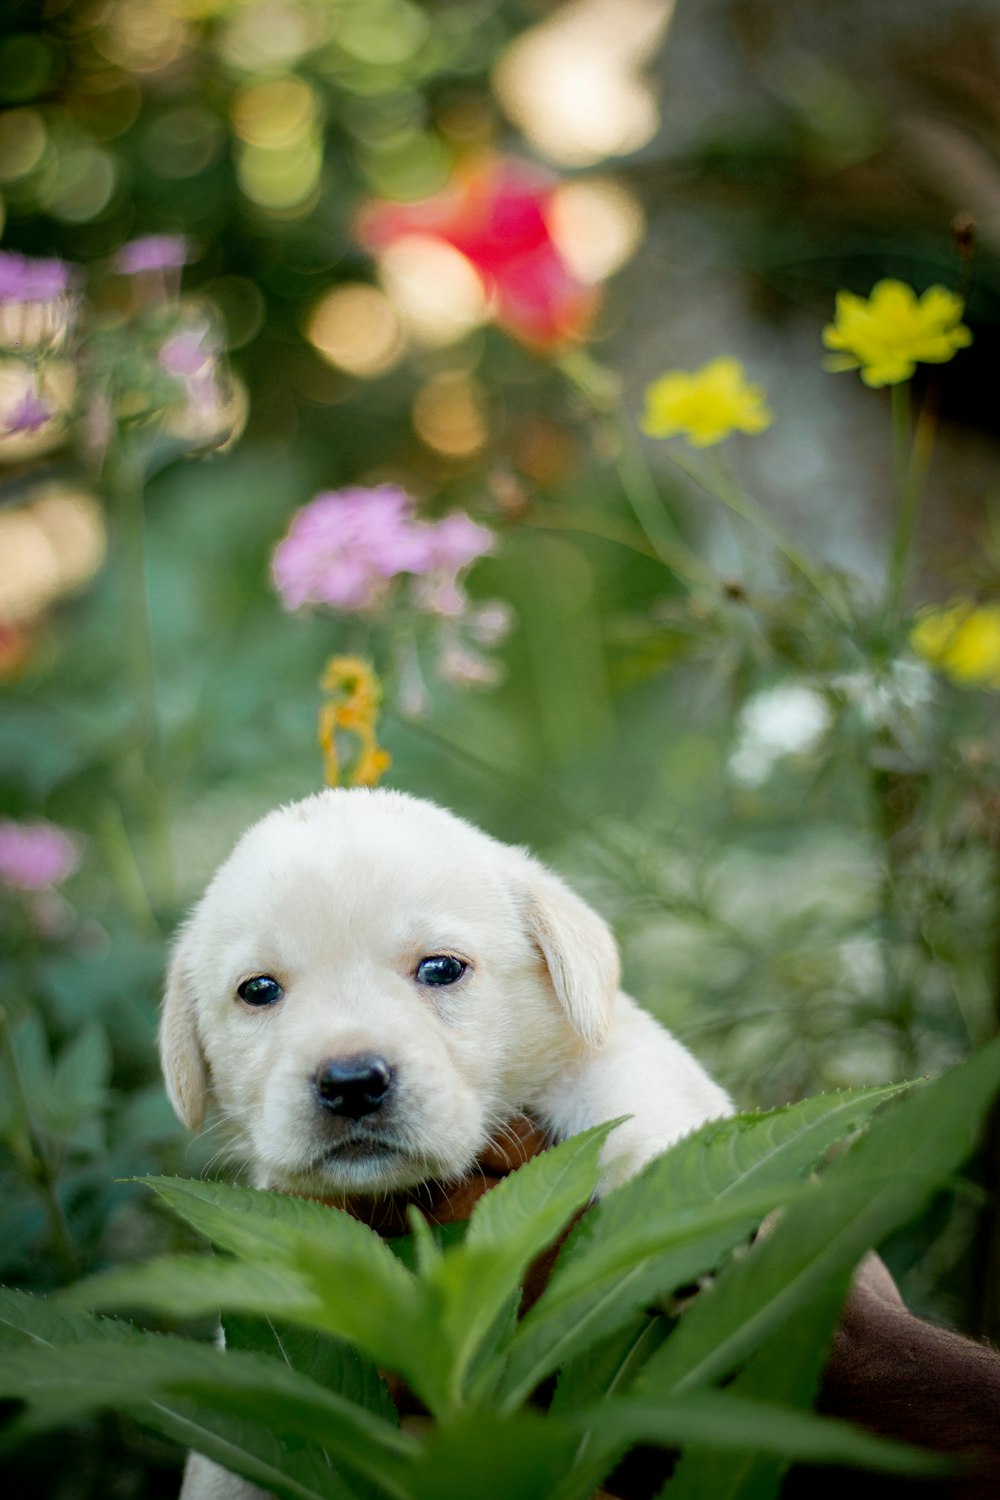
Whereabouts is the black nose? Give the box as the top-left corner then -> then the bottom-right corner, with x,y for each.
315,1054 -> 394,1120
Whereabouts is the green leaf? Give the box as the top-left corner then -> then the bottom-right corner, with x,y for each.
0,1288 -> 387,1500
134,1177 -> 439,1403
463,1120 -> 619,1255
139,1175 -> 409,1272
497,1087 -> 907,1409
407,1410 -> 581,1500
0,1285 -> 135,1350
550,1311 -> 669,1416
661,1277 -> 853,1500
563,1392 -> 942,1487
46,1021 -> 112,1133
638,1038 -> 1000,1398
0,1334 -> 417,1497
222,1313 -> 397,1425
61,1251 -> 324,1321
417,1121 -> 615,1410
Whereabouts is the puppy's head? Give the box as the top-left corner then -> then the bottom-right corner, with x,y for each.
161,789 -> 619,1195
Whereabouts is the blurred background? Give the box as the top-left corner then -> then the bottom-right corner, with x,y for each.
3,0 -> 1000,1493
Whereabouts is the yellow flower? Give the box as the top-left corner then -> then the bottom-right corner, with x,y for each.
823,280 -> 971,387
640,357 -> 772,448
318,655 -> 392,786
910,601 -> 1000,688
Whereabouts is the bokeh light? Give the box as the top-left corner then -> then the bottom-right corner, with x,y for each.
411,371 -> 488,457
216,0 -> 327,76
231,74 -> 322,212
0,486 -> 105,624
96,0 -> 193,76
306,283 -> 405,377
493,0 -> 675,167
548,178 -> 645,284
376,235 -> 487,347
0,110 -> 47,184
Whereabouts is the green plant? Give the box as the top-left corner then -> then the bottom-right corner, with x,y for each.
4,1043 -> 1000,1499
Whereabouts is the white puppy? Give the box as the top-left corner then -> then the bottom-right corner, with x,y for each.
161,788 -> 730,1499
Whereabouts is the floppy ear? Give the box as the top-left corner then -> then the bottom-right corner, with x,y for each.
519,857 -> 620,1048
159,927 -> 209,1131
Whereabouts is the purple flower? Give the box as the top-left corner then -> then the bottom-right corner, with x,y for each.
4,389 -> 51,434
0,251 -> 71,304
424,512 -> 494,571
273,486 -> 434,611
272,486 -> 496,614
115,235 -> 188,275
159,326 -> 213,379
0,252 -> 76,352
0,820 -> 78,891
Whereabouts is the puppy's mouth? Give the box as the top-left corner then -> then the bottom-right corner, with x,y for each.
286,1132 -> 435,1193
322,1135 -> 405,1164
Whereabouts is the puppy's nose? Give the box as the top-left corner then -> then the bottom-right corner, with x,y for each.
314,1054 -> 394,1119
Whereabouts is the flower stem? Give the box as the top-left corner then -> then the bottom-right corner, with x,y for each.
887,380 -> 937,622
613,430 -> 718,590
886,381 -> 915,619
0,1006 -> 78,1277
556,350 -> 716,593
674,447 -> 852,627
107,444 -> 176,910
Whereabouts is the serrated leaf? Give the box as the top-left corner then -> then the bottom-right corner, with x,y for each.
134,1177 -> 442,1408
561,1391 -> 941,1492
0,1285 -> 135,1350
0,1335 -> 417,1497
0,1288 -> 380,1500
662,1277 -> 853,1500
497,1088 -> 905,1408
463,1121 -> 618,1254
140,1175 -> 407,1273
223,1313 -> 397,1426
499,1184 -> 805,1410
418,1122 -> 615,1410
62,1251 -> 323,1321
638,1038 -> 1000,1399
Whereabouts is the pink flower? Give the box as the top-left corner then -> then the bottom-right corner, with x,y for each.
159,325 -> 213,378
272,486 -> 494,614
0,251 -> 70,302
0,819 -> 78,891
423,512 -> 493,571
116,235 -> 188,275
0,252 -> 77,351
358,156 -> 598,348
4,389 -> 51,434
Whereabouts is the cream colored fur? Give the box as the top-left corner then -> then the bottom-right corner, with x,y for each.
163,787 -> 731,1500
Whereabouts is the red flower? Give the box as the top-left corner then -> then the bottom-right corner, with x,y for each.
358,157 -> 598,349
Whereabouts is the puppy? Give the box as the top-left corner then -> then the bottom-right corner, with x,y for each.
162,787 -> 731,1200
163,789 -> 1000,1500
163,788 -> 730,1500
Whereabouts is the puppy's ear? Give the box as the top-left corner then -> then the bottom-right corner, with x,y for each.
159,928 -> 209,1131
520,859 -> 619,1048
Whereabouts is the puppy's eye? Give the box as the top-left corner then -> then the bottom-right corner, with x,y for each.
415,955 -> 467,987
237,975 -> 284,1007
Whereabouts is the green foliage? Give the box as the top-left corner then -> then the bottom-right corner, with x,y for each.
5,1057 -> 999,1499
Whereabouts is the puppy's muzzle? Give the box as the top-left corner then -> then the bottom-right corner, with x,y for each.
314,1054 -> 394,1120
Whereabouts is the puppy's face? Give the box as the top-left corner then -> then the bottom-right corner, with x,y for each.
161,789 -> 619,1195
